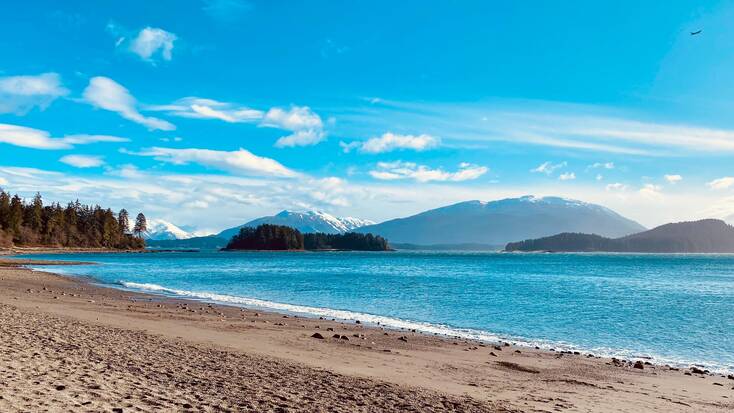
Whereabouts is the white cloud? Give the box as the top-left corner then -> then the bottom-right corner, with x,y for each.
83,77 -> 175,131
531,161 -> 567,175
341,132 -> 440,154
589,162 -> 615,169
0,177 -> 7,185
596,174 -> 603,181
639,184 -> 663,200
707,177 -> 734,190
60,155 -> 105,168
133,147 -> 298,178
262,106 -> 322,130
0,123 -> 128,150
0,73 -> 69,114
129,27 -> 177,62
261,106 -> 325,147
274,129 -> 325,148
558,172 -> 576,181
147,97 -> 264,123
664,174 -> 683,184
606,183 -> 628,191
369,161 -> 487,183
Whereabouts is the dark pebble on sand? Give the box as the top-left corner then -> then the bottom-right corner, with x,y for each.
633,361 -> 644,369
490,352 -> 497,357
113,409 -> 123,413
55,385 -> 66,391
398,336 -> 408,342
311,333 -> 324,339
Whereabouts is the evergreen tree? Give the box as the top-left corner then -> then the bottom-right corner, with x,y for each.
0,190 -> 10,230
30,192 -> 43,231
118,209 -> 130,234
134,213 -> 147,237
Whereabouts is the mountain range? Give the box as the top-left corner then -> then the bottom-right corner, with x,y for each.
143,219 -> 196,241
505,219 -> 734,253
355,196 -> 645,247
217,210 -> 375,240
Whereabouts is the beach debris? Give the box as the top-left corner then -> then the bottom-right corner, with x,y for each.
355,320 -> 361,324
727,374 -> 734,380
713,382 -> 723,386
311,333 -> 325,339
493,345 -> 502,351
398,336 -> 408,342
690,367 -> 706,374
489,352 -> 498,357
633,361 -> 645,369
113,408 -> 123,413
514,350 -> 521,354
340,335 -> 349,340
326,327 -> 334,331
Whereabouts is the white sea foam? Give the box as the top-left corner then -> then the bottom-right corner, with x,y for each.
118,281 -> 733,374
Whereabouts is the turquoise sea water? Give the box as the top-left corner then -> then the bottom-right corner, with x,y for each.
23,251 -> 734,373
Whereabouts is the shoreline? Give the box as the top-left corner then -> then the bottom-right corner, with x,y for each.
1,263 -> 732,411
25,256 -> 733,376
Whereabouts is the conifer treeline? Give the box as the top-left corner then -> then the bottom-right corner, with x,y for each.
224,224 -> 390,251
0,190 -> 146,249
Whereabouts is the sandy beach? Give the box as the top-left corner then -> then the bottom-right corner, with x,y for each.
0,258 -> 732,412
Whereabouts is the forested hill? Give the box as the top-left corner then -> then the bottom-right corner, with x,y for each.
505,219 -> 734,253
0,190 -> 146,249
223,224 -> 390,251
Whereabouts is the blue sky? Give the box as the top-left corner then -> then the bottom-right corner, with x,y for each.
2,0 -> 734,232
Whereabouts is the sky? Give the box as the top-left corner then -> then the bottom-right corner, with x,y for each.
2,0 -> 734,233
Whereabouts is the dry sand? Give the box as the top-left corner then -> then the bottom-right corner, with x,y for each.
0,257 -> 732,412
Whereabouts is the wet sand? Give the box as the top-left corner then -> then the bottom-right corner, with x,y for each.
0,260 -> 732,412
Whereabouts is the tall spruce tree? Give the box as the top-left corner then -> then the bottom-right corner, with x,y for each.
118,209 -> 130,234
133,213 -> 147,237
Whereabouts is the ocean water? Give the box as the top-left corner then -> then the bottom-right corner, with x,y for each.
23,251 -> 734,373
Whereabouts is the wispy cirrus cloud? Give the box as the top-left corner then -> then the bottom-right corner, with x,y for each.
707,177 -> 734,190
130,147 -> 298,178
83,76 -> 175,131
334,99 -> 734,156
369,161 -> 487,183
60,154 -> 105,168
0,73 -> 69,114
148,99 -> 326,147
0,123 -> 128,150
340,132 -> 440,154
147,97 -> 263,123
530,161 -> 567,175
664,174 -> 683,184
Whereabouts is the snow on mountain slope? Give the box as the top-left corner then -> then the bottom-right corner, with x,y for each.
217,210 -> 375,240
143,219 -> 195,240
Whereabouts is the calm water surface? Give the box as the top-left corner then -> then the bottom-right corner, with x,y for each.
24,251 -> 734,373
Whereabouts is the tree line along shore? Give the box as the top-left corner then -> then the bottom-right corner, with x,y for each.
224,224 -> 391,251
0,190 -> 147,250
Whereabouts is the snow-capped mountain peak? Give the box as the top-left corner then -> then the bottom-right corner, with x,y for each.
143,219 -> 195,240
217,210 -> 376,240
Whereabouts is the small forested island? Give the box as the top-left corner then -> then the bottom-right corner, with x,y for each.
0,190 -> 145,250
223,224 -> 391,251
505,219 -> 734,253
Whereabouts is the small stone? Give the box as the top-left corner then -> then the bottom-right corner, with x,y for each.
398,336 -> 408,342
113,408 -> 123,413
332,334 -> 341,339
691,367 -> 706,374
311,333 -> 324,339
713,383 -> 723,386
183,403 -> 193,408
55,385 -> 66,391
514,350 -> 521,354
355,320 -> 361,324
727,374 -> 734,380
489,352 -> 497,357
326,327 -> 334,332
493,346 -> 502,351
633,361 -> 644,369
340,335 -> 349,340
